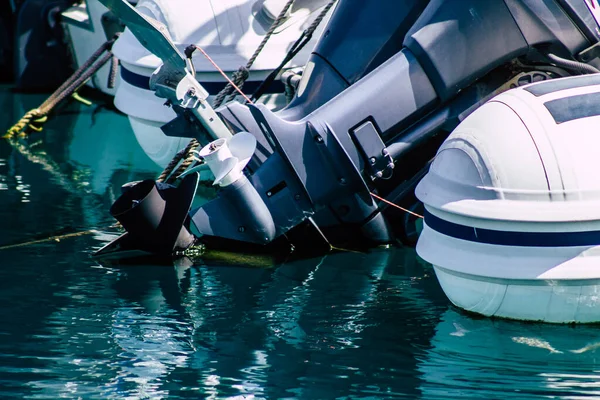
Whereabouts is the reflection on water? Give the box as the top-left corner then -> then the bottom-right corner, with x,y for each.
0,88 -> 159,245
421,309 -> 600,399
1,243 -> 443,399
1,87 -> 600,398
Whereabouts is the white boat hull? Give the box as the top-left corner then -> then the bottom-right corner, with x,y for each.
419,222 -> 600,323
433,265 -> 600,324
416,75 -> 600,323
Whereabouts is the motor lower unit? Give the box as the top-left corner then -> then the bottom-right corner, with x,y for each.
416,74 -> 600,323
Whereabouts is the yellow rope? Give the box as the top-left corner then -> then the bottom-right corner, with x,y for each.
71,92 -> 93,106
0,230 -> 98,251
0,221 -> 123,251
32,115 -> 48,124
3,108 -> 44,138
157,138 -> 201,184
4,36 -> 117,139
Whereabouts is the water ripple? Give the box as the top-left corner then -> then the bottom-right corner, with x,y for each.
3,88 -> 600,399
418,309 -> 600,399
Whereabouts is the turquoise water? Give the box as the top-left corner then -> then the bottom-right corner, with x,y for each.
2,88 -> 600,399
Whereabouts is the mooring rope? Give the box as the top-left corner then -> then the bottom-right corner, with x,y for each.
107,55 -> 120,89
0,230 -> 100,251
156,42 -> 264,185
0,221 -> 126,252
192,45 -> 254,104
4,35 -> 119,138
158,2 -> 296,183
156,138 -> 202,184
215,0 -> 295,107
251,0 -> 337,102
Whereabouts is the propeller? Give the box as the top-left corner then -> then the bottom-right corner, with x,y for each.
198,132 -> 257,186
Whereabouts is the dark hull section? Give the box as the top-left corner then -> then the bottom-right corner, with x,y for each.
12,0 -> 73,90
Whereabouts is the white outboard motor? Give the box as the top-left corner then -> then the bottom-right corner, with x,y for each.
416,74 -> 600,323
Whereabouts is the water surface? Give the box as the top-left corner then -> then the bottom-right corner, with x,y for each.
1,88 -> 600,399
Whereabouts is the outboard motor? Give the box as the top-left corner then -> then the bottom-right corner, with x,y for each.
96,0 -> 600,258
276,0 -> 430,119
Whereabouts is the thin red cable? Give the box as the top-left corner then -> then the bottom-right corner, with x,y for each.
370,192 -> 424,219
193,45 -> 254,104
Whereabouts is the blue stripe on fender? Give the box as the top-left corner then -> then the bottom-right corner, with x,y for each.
121,66 -> 151,90
120,65 -> 285,95
424,209 -> 600,247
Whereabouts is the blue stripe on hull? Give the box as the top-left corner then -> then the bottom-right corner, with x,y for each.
120,65 -> 285,95
424,209 -> 600,247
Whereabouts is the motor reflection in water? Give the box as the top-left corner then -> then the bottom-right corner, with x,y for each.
88,248 -> 443,399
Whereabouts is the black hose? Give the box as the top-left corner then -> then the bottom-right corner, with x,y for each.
546,53 -> 600,75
